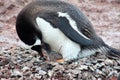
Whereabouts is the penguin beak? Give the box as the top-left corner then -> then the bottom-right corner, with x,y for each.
31,45 -> 51,61
31,45 -> 43,57
31,44 -> 64,62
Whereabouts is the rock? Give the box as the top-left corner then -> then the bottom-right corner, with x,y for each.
34,74 -> 42,79
89,66 -> 95,71
117,73 -> 120,80
22,66 -> 32,76
85,62 -> 92,66
107,71 -> 118,78
114,66 -> 120,71
71,69 -> 81,74
105,59 -> 113,65
11,69 -> 23,78
78,65 -> 88,70
116,60 -> 120,65
37,68 -> 46,75
0,56 -> 10,66
97,59 -> 104,63
48,70 -> 54,77
22,66 -> 30,72
98,78 -> 102,80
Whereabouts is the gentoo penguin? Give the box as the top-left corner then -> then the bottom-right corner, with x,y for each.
16,0 -> 120,61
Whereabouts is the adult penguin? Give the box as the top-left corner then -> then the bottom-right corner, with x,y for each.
16,0 -> 120,61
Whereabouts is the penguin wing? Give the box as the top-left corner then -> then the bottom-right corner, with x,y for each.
38,12 -> 93,46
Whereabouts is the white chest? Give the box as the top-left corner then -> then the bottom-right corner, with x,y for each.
36,17 -> 81,60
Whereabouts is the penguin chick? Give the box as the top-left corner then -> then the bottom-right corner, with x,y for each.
16,0 -> 120,61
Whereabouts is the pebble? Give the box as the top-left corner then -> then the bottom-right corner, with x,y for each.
117,74 -> 120,80
48,70 -> 53,77
97,59 -> 104,63
107,71 -> 118,77
89,66 -> 95,71
98,78 -> 102,80
116,60 -> 120,65
78,65 -> 88,70
34,74 -> 42,79
105,59 -> 113,65
96,69 -> 103,75
85,62 -> 92,66
22,66 -> 30,72
114,66 -> 120,71
1,46 -> 120,80
11,69 -> 23,78
37,68 -> 46,75
71,69 -> 81,74
0,56 -> 10,66
23,70 -> 32,76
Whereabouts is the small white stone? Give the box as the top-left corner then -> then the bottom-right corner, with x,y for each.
105,59 -> 113,65
22,66 -> 30,72
36,67 -> 46,75
34,74 -> 42,79
98,78 -> 102,80
96,69 -> 103,75
107,71 -> 117,77
89,66 -> 95,71
11,69 -> 23,77
78,65 -> 88,70
71,69 -> 81,74
48,70 -> 54,77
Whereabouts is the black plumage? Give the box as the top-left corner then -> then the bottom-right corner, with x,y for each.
16,0 -> 120,61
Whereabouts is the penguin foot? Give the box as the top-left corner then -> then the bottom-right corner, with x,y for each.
56,58 -> 64,63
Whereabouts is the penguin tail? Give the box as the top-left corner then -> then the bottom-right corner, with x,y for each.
105,45 -> 120,59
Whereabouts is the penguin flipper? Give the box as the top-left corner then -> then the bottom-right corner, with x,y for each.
57,17 -> 93,46
38,13 -> 93,46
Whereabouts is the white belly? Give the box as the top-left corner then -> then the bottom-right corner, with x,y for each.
36,17 -> 81,61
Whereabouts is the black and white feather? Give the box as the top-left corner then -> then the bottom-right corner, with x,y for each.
16,0 -> 120,61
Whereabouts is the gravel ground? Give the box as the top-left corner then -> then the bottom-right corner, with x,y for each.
0,0 -> 120,80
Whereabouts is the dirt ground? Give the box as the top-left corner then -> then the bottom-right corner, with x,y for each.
0,0 -> 120,80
